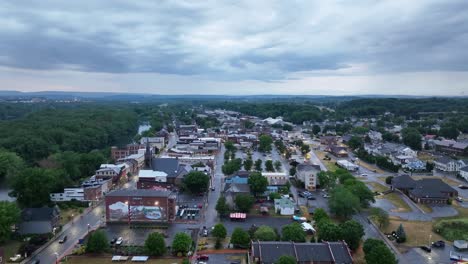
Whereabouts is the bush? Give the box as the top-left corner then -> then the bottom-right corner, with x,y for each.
215,238 -> 222,249
385,176 -> 393,185
433,219 -> 468,241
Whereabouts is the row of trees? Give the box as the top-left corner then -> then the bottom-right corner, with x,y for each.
356,148 -> 400,172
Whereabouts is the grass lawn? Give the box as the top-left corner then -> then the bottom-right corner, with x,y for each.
382,193 -> 411,212
314,150 -> 339,171
432,202 -> 468,241
419,203 -> 433,213
2,240 -> 22,260
64,256 -> 183,264
383,217 -> 444,248
60,208 -> 84,226
367,182 -> 389,193
358,160 -> 385,174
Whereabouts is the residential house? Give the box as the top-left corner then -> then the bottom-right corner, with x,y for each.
327,145 -> 348,157
296,164 -> 321,191
177,124 -> 197,137
391,175 -> 458,204
224,183 -> 251,207
138,158 -> 192,188
434,156 -> 465,172
225,175 -> 249,185
274,197 -> 295,215
50,188 -> 84,202
95,164 -> 126,182
19,206 -> 61,235
262,172 -> 288,186
250,241 -> 353,264
459,166 -> 468,181
434,140 -> 468,156
367,130 -> 383,142
320,136 -> 338,145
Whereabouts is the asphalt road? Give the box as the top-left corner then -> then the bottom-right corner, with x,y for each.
25,204 -> 104,264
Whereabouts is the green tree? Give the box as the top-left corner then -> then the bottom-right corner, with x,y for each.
0,201 -> 20,243
300,144 -> 310,155
144,232 -> 166,256
86,230 -> 109,253
224,141 -> 236,152
395,223 -> 407,243
274,161 -> 282,171
230,228 -> 250,249
369,207 -> 389,228
312,124 -> 321,135
248,172 -> 268,196
289,167 -> 296,176
344,180 -> 375,208
172,232 -> 192,255
258,135 -> 273,152
254,225 -> 277,241
317,221 -> 342,242
363,239 -> 397,264
276,255 -> 297,264
317,171 -> 337,190
215,196 -> 230,217
347,136 -> 363,150
255,159 -> 263,171
265,160 -> 275,172
212,223 -> 227,239
243,158 -> 253,171
329,186 -> 360,219
340,220 -> 364,251
235,194 -> 254,213
385,176 -> 394,185
10,168 -> 68,207
281,223 -> 306,242
0,150 -> 24,181
401,128 -> 422,150
439,123 -> 459,139
183,171 -> 210,194
312,208 -> 329,225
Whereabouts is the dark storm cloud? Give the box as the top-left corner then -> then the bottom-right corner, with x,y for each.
0,0 -> 467,81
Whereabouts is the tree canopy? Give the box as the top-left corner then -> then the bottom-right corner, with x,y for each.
86,230 -> 109,253
254,225 -> 277,241
235,194 -> 254,213
172,232 -> 192,255
230,228 -> 250,249
183,171 -> 210,194
144,232 -> 166,256
0,201 -> 20,243
248,172 -> 268,196
281,223 -> 306,242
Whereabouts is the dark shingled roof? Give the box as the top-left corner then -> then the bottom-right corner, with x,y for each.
152,158 -> 180,177
251,241 -> 353,264
391,174 -> 416,189
106,189 -> 173,197
409,179 -> 458,199
21,206 -> 60,222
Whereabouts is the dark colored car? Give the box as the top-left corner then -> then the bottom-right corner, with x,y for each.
58,235 -> 67,244
420,245 -> 432,253
432,240 -> 445,248
307,195 -> 316,200
197,255 -> 209,260
459,185 -> 468,189
110,237 -> 117,244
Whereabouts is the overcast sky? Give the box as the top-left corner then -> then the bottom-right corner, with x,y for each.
1,0 -> 468,96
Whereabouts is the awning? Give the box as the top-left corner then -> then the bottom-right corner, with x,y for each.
229,212 -> 247,219
131,256 -> 149,262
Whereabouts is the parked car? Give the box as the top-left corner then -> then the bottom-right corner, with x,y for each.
307,195 -> 316,200
110,237 -> 117,244
361,174 -> 368,177
292,215 -> 307,222
458,185 -> 468,190
196,255 -> 209,260
9,254 -> 22,262
432,240 -> 445,248
322,194 -> 330,198
115,237 -> 123,245
58,235 -> 67,244
456,197 -> 464,202
202,229 -> 208,237
211,187 -> 215,191
420,245 -> 432,253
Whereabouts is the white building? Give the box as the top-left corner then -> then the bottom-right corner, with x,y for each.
50,188 -> 84,202
434,156 -> 465,172
138,170 -> 167,183
296,164 -> 321,191
274,197 -> 295,215
262,172 -> 288,186
459,166 -> 468,181
336,160 -> 359,171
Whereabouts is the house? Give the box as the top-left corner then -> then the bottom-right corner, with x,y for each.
224,183 -> 251,207
262,172 -> 288,186
19,206 -> 61,235
296,164 -> 321,191
140,137 -> 165,152
50,188 -> 84,202
95,164 -> 126,182
177,124 -> 197,137
274,197 -> 295,215
225,175 -> 249,185
138,158 -> 192,188
403,158 -> 426,171
250,241 -> 353,264
320,136 -> 338,145
460,166 -> 468,181
434,156 -> 465,172
326,145 -> 348,157
367,130 -> 382,142
391,175 -> 458,204
336,160 -> 359,171
434,140 -> 468,156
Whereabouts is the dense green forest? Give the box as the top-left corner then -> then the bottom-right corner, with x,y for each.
0,106 -> 139,163
334,98 -> 468,117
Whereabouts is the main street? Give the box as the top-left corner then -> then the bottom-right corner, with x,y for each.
23,204 -> 104,264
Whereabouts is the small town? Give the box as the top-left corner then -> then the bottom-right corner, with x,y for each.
1,1 -> 468,264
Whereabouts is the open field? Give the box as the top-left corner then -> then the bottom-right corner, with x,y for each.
358,160 -> 385,174
383,217 -> 444,248
64,256 -> 183,264
314,150 -> 339,171
383,193 -> 411,212
367,182 -> 389,193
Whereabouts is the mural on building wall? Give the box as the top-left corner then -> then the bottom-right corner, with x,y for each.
108,201 -> 165,221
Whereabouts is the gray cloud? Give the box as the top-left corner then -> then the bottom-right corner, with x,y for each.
0,0 -> 467,82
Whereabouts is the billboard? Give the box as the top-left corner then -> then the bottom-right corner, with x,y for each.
108,201 -> 166,222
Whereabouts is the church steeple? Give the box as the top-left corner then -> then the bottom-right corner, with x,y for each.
144,138 -> 152,169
